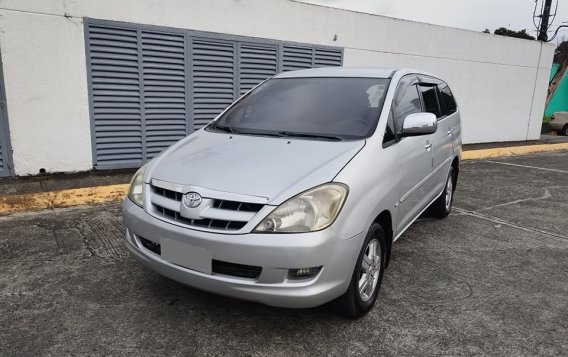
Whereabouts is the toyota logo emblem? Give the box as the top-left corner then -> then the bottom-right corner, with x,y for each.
183,192 -> 202,208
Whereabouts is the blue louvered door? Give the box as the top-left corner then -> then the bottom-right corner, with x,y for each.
238,43 -> 278,95
88,26 -> 189,168
282,45 -> 313,71
88,25 -> 144,168
141,31 -> 188,160
191,38 -> 236,130
86,20 -> 342,169
281,45 -> 343,71
314,48 -> 343,68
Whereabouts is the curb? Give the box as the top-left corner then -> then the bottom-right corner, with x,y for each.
461,142 -> 568,160
0,184 -> 128,215
1,142 -> 568,215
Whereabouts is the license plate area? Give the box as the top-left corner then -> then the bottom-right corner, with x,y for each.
161,238 -> 212,274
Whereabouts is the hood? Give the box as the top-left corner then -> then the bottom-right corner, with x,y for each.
147,130 -> 364,204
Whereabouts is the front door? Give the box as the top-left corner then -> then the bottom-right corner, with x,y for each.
392,75 -> 435,234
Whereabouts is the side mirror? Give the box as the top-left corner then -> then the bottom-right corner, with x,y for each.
402,113 -> 437,137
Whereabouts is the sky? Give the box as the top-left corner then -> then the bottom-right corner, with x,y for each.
298,0 -> 568,43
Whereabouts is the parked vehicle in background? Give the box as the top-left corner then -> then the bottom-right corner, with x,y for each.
122,67 -> 462,317
550,112 -> 568,136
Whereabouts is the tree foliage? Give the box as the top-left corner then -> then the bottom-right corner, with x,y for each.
493,27 -> 535,40
554,41 -> 568,63
547,41 -> 568,106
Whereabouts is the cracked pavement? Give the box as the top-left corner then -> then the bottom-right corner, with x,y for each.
1,151 -> 568,356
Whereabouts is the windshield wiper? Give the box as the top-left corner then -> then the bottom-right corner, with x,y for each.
277,131 -> 343,141
212,126 -> 285,138
213,125 -> 237,133
212,127 -> 341,140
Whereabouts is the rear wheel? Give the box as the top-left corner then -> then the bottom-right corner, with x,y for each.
562,124 -> 568,136
429,167 -> 455,218
335,223 -> 386,318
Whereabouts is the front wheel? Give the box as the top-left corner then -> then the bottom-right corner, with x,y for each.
429,167 -> 456,218
334,223 -> 386,318
562,124 -> 568,136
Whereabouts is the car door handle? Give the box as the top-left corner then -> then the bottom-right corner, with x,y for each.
425,141 -> 432,151
447,130 -> 453,137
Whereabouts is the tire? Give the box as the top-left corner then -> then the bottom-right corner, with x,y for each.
562,124 -> 568,136
334,223 -> 386,318
429,167 -> 456,219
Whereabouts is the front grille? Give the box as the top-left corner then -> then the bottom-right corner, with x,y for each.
150,183 -> 264,231
152,186 -> 183,201
152,186 -> 264,213
212,199 -> 264,212
153,204 -> 247,230
139,237 -> 161,255
212,260 -> 262,279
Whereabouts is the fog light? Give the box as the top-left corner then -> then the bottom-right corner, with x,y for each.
287,266 -> 322,280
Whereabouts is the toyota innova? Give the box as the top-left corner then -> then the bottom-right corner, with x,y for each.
122,67 -> 462,317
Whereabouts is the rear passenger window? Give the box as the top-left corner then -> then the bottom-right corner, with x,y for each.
418,84 -> 442,118
439,84 -> 457,116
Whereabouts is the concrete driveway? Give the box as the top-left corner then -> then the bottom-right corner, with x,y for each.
1,151 -> 567,356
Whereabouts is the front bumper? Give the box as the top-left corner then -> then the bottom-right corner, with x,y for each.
122,199 -> 364,308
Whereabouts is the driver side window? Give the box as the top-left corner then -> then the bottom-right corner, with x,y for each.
393,76 -> 422,132
383,76 -> 421,146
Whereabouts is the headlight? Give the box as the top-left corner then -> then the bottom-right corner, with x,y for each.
127,164 -> 147,208
254,183 -> 348,233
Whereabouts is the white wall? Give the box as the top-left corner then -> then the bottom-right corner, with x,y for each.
343,47 -> 552,144
0,0 -> 555,175
0,9 -> 93,175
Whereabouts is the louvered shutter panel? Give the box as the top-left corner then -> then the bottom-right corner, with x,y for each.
314,48 -> 342,67
282,45 -> 313,72
86,20 -> 344,169
88,25 -> 143,168
141,31 -> 187,159
191,39 -> 236,130
238,44 -> 278,95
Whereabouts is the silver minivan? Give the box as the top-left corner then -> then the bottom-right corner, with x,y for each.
122,67 -> 462,317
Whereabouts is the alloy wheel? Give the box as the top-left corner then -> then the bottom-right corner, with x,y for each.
445,175 -> 453,212
358,239 -> 381,301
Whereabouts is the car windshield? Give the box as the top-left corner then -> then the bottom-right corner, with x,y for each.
208,77 -> 389,140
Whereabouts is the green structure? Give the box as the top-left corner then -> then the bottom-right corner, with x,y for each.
545,63 -> 568,116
